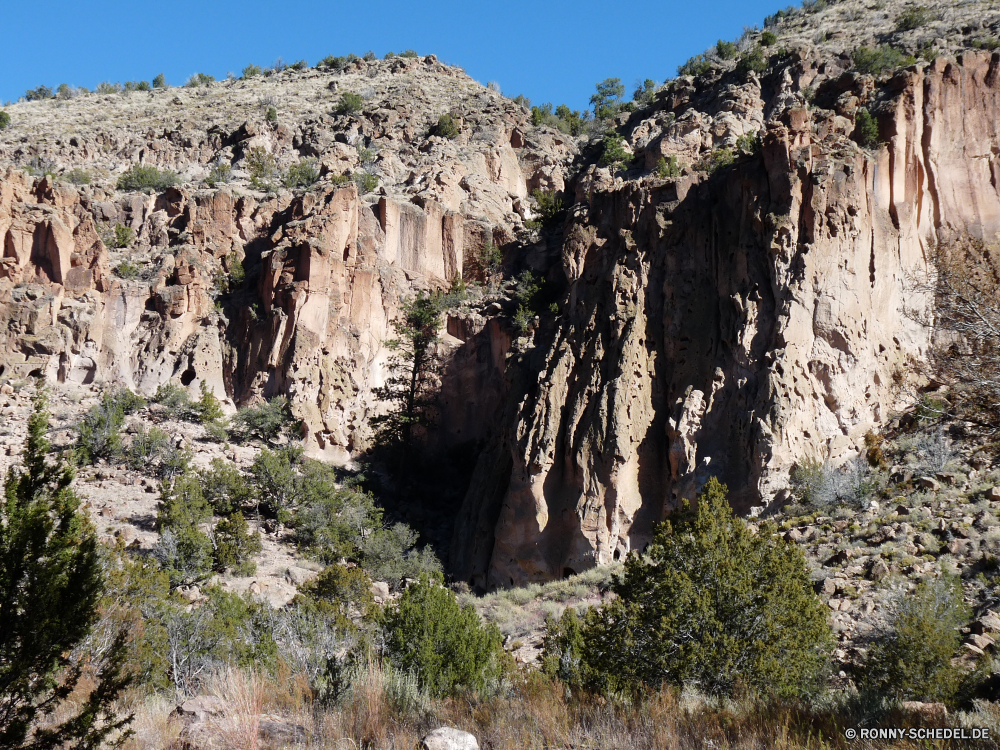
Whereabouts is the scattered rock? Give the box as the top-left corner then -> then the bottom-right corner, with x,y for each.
901,702 -> 948,722
988,487 -> 1000,502
173,695 -> 227,723
869,559 -> 890,582
918,476 -> 940,491
421,727 -> 479,750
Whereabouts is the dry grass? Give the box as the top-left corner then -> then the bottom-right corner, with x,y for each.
116,661 -> 1000,750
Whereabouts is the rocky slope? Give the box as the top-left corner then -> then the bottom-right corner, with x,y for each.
1,0 -> 999,591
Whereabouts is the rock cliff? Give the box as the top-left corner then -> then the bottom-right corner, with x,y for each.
1,1 -> 1000,588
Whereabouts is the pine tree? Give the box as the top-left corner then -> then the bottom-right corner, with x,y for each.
371,292 -> 444,451
0,388 -> 133,748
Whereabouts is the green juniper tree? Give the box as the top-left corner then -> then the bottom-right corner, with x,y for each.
0,389 -> 133,749
371,292 -> 444,452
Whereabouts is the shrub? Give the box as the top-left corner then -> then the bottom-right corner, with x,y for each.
855,107 -> 880,148
852,45 -> 916,75
125,425 -> 173,471
230,396 -> 295,444
336,92 -> 364,115
736,130 -> 762,155
861,577 -> 968,704
580,477 -> 831,697
655,155 -> 681,179
111,223 -> 134,248
293,475 -> 381,562
0,391 -> 133,747
382,577 -> 506,697
896,5 -> 932,31
241,64 -> 262,79
76,388 -> 145,464
152,382 -> 190,414
205,161 -> 231,187
736,47 -> 768,76
399,49 -> 418,58
716,40 -> 739,60
283,158 -> 320,189
244,146 -> 279,191
25,85 -> 54,101
702,147 -> 735,173
531,188 -> 563,223
265,105 -> 278,123
599,132 -> 631,168
297,564 -> 374,621
114,261 -> 141,280
677,54 -> 713,77
199,458 -> 250,516
760,30 -> 778,46
354,171 -> 378,195
541,608 -> 586,690
0,111 -> 10,130
224,250 -> 245,287
194,381 -> 224,423
360,523 -> 442,587
632,78 -> 657,107
319,54 -> 359,71
117,164 -> 180,192
63,168 -> 91,185
435,113 -> 459,139
186,73 -> 215,87
152,73 -> 166,88
213,511 -> 261,575
247,446 -> 301,519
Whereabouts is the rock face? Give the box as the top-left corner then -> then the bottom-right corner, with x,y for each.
0,57 -> 574,461
2,29 -> 1000,589
453,51 -> 1000,588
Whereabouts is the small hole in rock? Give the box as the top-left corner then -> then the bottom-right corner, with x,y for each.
180,368 -> 196,386
562,567 -> 576,579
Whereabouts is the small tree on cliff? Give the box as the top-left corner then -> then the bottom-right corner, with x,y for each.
371,292 -> 444,452
0,387 -> 133,748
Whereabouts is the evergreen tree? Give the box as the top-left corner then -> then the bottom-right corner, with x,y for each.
580,477 -> 831,697
371,292 -> 444,450
0,389 -> 133,748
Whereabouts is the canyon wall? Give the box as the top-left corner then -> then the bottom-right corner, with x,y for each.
453,51 -> 1000,588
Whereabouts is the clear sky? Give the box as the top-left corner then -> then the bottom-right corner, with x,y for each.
2,0 -> 786,110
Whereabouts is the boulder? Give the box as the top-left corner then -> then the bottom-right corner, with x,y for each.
918,476 -> 940,491
174,695 -> 227,723
901,702 -> 948,722
421,727 -> 479,750
988,487 -> 1000,502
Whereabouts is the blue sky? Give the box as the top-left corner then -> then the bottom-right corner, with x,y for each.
2,0 -> 785,110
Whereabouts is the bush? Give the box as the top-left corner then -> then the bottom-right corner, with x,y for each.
702,147 -> 735,173
194,381 -> 224,423
599,131 -> 631,168
247,446 -> 301,519
155,473 -> 214,583
861,577 -> 968,704
125,425 -> 173,471
25,85 -> 54,101
293,479 -> 380,562
736,130 -> 762,155
186,73 -> 215,87
244,146 -> 279,191
0,111 -> 10,130
541,608 -> 586,690
113,261 -> 141,280
716,40 -> 739,60
117,164 -> 180,192
63,168 -> 90,185
852,45 -> 916,75
655,155 -> 681,179
241,64 -> 262,79
896,5 -> 932,31
318,54 -> 359,72
354,171 -> 378,194
205,161 -> 231,187
736,47 -> 768,76
590,78 -> 625,120
336,92 -> 364,115
677,54 -> 714,77
283,158 -> 320,188
531,188 -> 563,224
760,30 -> 778,46
213,511 -> 261,575
265,105 -> 278,123
855,107 -> 880,148
360,523 -> 442,587
152,73 -> 166,88
76,388 -> 145,464
153,382 -> 190,413
230,396 -> 295,444
199,458 -> 251,516
382,577 -> 506,698
297,563 -> 374,622
111,223 -> 134,248
579,477 -> 831,697
435,113 -> 459,139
